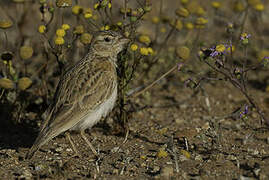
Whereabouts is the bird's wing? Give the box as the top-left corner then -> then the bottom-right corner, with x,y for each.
38,58 -> 117,146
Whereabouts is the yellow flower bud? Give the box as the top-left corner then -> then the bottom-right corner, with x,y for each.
72,5 -> 82,15
83,8 -> 93,18
56,28 -> 66,37
174,19 -> 183,31
216,44 -> 226,53
18,77 -> 32,90
54,36 -> 65,45
180,0 -> 189,4
195,6 -> 206,16
211,1 -> 221,9
176,46 -> 190,60
254,3 -> 264,11
94,3 -> 100,9
185,22 -> 194,30
147,47 -> 154,55
20,46 -> 34,60
196,17 -> 208,25
84,13 -> 92,18
139,35 -> 151,44
176,7 -> 189,18
140,47 -> 149,55
61,24 -> 70,30
130,44 -> 138,51
38,25 -> 46,33
104,25 -> 110,30
151,16 -> 160,24
117,21 -> 123,26
80,33 -> 92,44
0,20 -> 13,29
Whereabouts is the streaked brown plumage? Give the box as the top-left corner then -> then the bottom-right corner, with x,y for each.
26,31 -> 129,159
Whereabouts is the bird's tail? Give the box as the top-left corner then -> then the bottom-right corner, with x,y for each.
25,128 -> 53,159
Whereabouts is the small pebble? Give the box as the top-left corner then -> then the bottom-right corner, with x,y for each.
195,155 -> 203,161
66,148 -> 73,152
55,147 -> 63,152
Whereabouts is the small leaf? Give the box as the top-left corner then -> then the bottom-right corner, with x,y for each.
0,78 -> 15,89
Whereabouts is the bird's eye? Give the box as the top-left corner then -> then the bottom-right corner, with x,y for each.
104,37 -> 111,42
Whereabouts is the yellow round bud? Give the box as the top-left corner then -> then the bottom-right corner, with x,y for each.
185,22 -> 194,30
72,5 -> 82,15
176,8 -> 189,18
38,25 -> 46,33
196,17 -> 208,25
175,19 -> 183,30
83,7 -> 93,18
94,3 -> 100,9
139,35 -> 151,44
176,46 -> 190,60
211,1 -> 221,9
0,20 -> 13,29
130,44 -> 138,51
147,47 -> 154,55
84,13 -> 92,18
216,44 -> 226,53
80,33 -> 92,44
104,25 -> 110,31
195,6 -> 206,16
54,36 -> 65,45
180,0 -> 189,4
61,24 -> 70,30
20,46 -> 34,60
56,28 -> 66,37
140,47 -> 149,56
151,16 -> 160,24
117,22 -> 123,26
254,3 -> 264,11
18,77 -> 32,90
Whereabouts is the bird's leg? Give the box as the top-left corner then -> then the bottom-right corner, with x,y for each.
80,130 -> 98,156
65,132 -> 80,158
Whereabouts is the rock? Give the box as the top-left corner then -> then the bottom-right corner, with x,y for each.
161,166 -> 174,179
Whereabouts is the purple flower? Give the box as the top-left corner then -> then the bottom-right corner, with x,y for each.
239,105 -> 249,119
240,33 -> 251,41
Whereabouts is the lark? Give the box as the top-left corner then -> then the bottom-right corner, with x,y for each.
26,31 -> 129,159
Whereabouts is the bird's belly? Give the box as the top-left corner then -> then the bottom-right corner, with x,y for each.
71,87 -> 117,131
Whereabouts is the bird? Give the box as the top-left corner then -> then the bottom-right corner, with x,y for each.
26,30 -> 130,159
